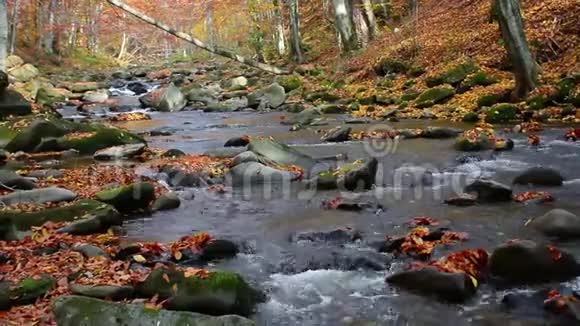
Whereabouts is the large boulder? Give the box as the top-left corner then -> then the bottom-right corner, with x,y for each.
0,200 -> 117,240
228,162 -> 297,185
464,179 -> 512,202
421,127 -> 462,139
489,240 -> 580,284
5,55 -> 24,70
0,89 -> 32,118
137,268 -> 262,317
387,267 -> 476,302
0,187 -> 76,206
247,83 -> 286,109
224,136 -> 250,148
151,192 -> 181,212
9,63 -> 40,82
0,275 -> 55,310
58,205 -> 123,236
338,158 -> 378,191
157,83 -> 187,112
282,107 -> 321,127
66,82 -> 99,93
415,86 -> 455,108
4,120 -> 75,153
95,182 -> 155,213
232,151 -> 261,167
69,284 -> 134,301
93,143 -> 146,161
186,88 -> 218,105
82,91 -> 109,103
513,167 -> 564,186
52,296 -> 255,326
528,209 -> 580,239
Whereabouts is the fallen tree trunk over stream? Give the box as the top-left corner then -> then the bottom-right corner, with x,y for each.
105,0 -> 288,75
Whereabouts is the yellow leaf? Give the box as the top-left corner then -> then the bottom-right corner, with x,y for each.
171,283 -> 178,294
468,275 -> 478,288
132,254 -> 147,263
173,250 -> 183,261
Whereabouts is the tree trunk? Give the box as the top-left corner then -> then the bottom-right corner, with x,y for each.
361,0 -> 378,38
105,0 -> 287,74
205,0 -> 215,55
0,0 -> 7,72
287,0 -> 304,63
493,0 -> 538,98
273,0 -> 286,56
353,1 -> 370,47
332,0 -> 357,53
8,0 -> 20,55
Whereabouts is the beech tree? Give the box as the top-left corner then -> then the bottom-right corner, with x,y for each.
493,0 -> 538,98
287,0 -> 304,63
0,0 -> 7,71
332,0 -> 358,53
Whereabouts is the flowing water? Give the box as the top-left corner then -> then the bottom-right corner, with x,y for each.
90,90 -> 580,325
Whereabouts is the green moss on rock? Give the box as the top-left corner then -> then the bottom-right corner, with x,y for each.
0,275 -> 55,309
425,62 -> 477,87
277,75 -> 302,92
96,182 -> 155,213
526,95 -> 550,110
374,58 -> 410,76
485,103 -> 518,123
415,86 -> 455,108
58,128 -> 145,154
462,112 -> 479,123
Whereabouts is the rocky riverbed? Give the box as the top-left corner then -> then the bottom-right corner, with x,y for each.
0,58 -> 579,325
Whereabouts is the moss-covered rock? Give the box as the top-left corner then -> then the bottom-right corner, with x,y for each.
57,128 -> 145,155
277,75 -> 303,92
137,268 -> 262,317
305,91 -> 340,103
552,76 -> 578,103
462,112 -> 479,123
36,87 -> 67,107
151,192 -> 181,212
477,92 -> 510,108
374,58 -> 410,76
401,89 -> 420,101
485,103 -> 517,123
454,136 -> 494,151
0,200 -> 118,240
53,295 -> 255,326
0,275 -> 55,310
458,71 -> 498,93
526,94 -> 550,110
96,182 -> 155,213
415,86 -> 455,108
70,284 -> 134,301
0,90 -> 33,118
408,66 -> 426,77
425,62 -> 476,87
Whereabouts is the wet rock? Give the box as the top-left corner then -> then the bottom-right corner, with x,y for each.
0,200 -> 115,240
528,209 -> 580,239
162,166 -> 203,188
319,103 -> 347,114
387,267 -> 476,302
339,158 -> 378,191
247,83 -> 286,109
114,244 -> 142,261
156,83 -> 187,112
26,169 -> 63,179
454,136 -> 494,152
248,138 -> 316,173
5,55 -> 24,70
304,91 -> 340,102
8,63 -> 39,82
0,71 -> 8,93
232,151 -> 260,167
198,239 -> 240,261
229,76 -> 248,89
229,162 -> 296,185
66,82 -> 99,93
464,179 -> 512,202
152,192 -> 181,212
489,240 -> 580,284
311,174 -> 338,190
421,127 -> 462,139
0,275 -> 55,310
322,126 -> 351,143
70,284 -> 134,301
292,228 -> 362,245
204,148 -> 246,159
82,91 -> 109,103
126,81 -> 148,95
58,206 -> 123,236
0,170 -> 36,190
95,182 -> 155,213
0,89 -> 32,117
415,86 -> 455,108
494,138 -> 514,151
161,148 -> 186,158
53,295 -> 256,326
345,117 -> 372,124
137,268 -> 261,317
282,107 -> 321,127
279,102 -> 305,113
72,244 -> 108,258
285,248 -> 390,273
444,194 -> 477,206
186,88 -> 218,105
513,167 -> 564,186
57,128 -> 145,155
93,143 -> 146,161
224,136 -> 250,147
0,187 -> 76,206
